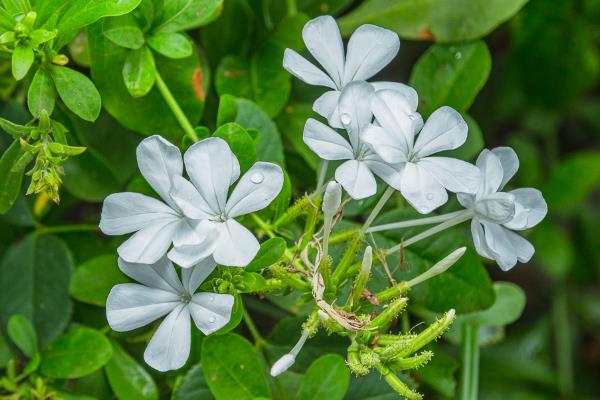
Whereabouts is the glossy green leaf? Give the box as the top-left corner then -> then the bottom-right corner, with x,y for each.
338,0 -> 528,42
409,41 -> 491,116
216,94 -> 238,127
0,140 -> 33,214
461,282 -> 526,327
299,354 -> 350,400
28,68 -> 57,117
70,255 -> 129,306
147,32 -> 192,59
105,340 -> 159,400
54,0 -> 143,33
173,363 -> 214,400
415,348 -> 458,398
201,333 -> 271,400
154,0 -> 223,32
102,14 -> 145,49
214,294 -> 243,335
12,44 -> 34,80
246,238 -> 286,272
344,372 -> 398,400
0,234 -> 73,347
123,46 -> 157,97
63,151 -> 121,201
41,327 -> 113,379
7,314 -> 38,357
277,102 -> 319,170
234,98 -> 284,164
212,122 -> 256,173
50,65 -> 101,122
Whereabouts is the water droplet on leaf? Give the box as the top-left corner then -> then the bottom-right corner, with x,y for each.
455,52 -> 462,60
250,172 -> 264,184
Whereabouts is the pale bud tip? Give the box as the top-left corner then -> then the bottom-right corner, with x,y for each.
322,181 -> 342,216
447,309 -> 456,319
270,354 -> 296,377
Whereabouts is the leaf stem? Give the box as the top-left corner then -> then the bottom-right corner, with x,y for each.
459,323 -> 480,400
286,0 -> 298,16
243,306 -> 267,351
154,69 -> 199,143
34,224 -> 99,235
250,213 -> 276,239
553,289 -> 574,397
361,186 -> 395,233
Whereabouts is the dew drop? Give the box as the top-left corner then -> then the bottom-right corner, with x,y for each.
408,114 -> 416,120
250,172 -> 264,184
455,52 -> 462,60
340,113 -> 352,125
426,193 -> 434,200
209,295 -> 215,302
209,316 -> 216,323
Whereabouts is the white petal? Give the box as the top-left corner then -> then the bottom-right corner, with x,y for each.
418,157 -> 481,194
136,135 -> 182,209
283,49 -> 336,89
213,219 -> 260,267
475,149 -> 504,196
302,16 -> 345,88
168,221 -> 220,269
474,192 -> 516,224
313,90 -> 342,128
303,118 -> 353,160
400,162 -> 448,214
335,160 -> 377,200
361,124 -> 408,163
170,176 -> 216,219
504,229 -> 535,263
118,256 -> 184,293
100,192 -> 179,235
189,293 -> 234,335
481,221 -> 518,271
491,147 -> 519,190
117,219 -> 180,264
106,283 -> 179,332
182,257 -> 217,294
457,192 -> 475,209
413,107 -> 467,157
363,155 -> 404,190
338,81 -> 375,149
184,137 -> 239,213
343,24 -> 399,83
504,188 -> 547,230
371,82 -> 418,111
470,218 -> 495,260
371,90 -> 415,154
144,304 -> 191,372
226,162 -> 284,218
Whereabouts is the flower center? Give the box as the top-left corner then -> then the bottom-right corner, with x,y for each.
212,212 -> 227,223
180,293 -> 192,304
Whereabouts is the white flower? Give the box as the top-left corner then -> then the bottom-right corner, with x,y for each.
303,82 -> 404,199
362,90 -> 481,213
106,257 -> 234,371
169,137 -> 284,267
283,15 -> 418,128
99,136 -> 217,264
457,147 -> 547,271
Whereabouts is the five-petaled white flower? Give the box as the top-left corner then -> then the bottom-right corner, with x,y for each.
283,15 -> 418,129
106,257 -> 234,371
362,90 -> 481,214
99,136 -> 216,265
168,137 -> 284,267
303,81 -> 404,199
457,147 -> 547,270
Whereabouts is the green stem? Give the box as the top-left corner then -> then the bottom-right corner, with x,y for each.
155,70 -> 199,143
243,306 -> 267,351
459,323 -> 480,400
286,0 -> 297,16
553,289 -> 574,397
35,224 -> 99,235
361,186 -> 395,233
251,213 -> 276,238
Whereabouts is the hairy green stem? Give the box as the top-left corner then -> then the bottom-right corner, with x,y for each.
459,323 -> 479,400
251,213 -> 276,239
155,70 -> 199,143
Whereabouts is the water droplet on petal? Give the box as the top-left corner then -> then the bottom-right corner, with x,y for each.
408,114 -> 416,120
209,295 -> 215,302
340,113 -> 352,125
209,316 -> 216,323
250,172 -> 264,184
455,52 -> 462,60
426,193 -> 434,200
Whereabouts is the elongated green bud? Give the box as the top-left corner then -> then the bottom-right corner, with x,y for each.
329,228 -> 360,245
388,351 -> 433,371
397,309 -> 456,358
407,247 -> 466,287
347,342 -> 369,376
374,282 -> 410,303
376,341 -> 412,359
376,334 -> 417,347
350,246 -> 372,308
270,265 -> 310,291
377,364 -> 423,400
332,232 -> 364,283
366,297 -> 408,331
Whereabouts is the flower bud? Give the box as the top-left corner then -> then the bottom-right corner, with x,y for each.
407,247 -> 466,288
270,354 -> 295,377
322,181 -> 342,218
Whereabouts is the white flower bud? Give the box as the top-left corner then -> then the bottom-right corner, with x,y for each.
360,246 -> 373,275
270,353 -> 296,377
322,181 -> 342,217
407,247 -> 466,287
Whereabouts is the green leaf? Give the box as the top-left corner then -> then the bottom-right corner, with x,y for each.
0,118 -> 35,139
409,41 -> 491,116
147,32 -> 192,59
414,348 -> 458,398
41,327 -> 113,379
234,98 -> 284,164
338,0 -> 528,42
460,282 -> 526,327
88,22 -> 206,139
201,333 -> 271,400
277,102 -> 320,170
12,44 -> 34,80
63,151 -> 121,201
299,354 -> 350,400
0,140 -> 33,214
543,151 -> 600,211
212,122 -> 256,173
344,372 -> 398,400
245,237 -> 286,272
49,66 -> 101,122
70,255 -> 129,306
0,333 -> 10,368
531,222 -> 574,279
173,363 -> 214,400
105,340 -> 159,400
28,68 -> 56,117
216,94 -> 238,127
29,29 -> 58,47
123,46 -> 157,98
102,14 -> 145,49
154,0 -> 223,32
0,234 -> 73,347
55,0 -> 143,33
7,314 -> 38,357
214,294 -> 243,334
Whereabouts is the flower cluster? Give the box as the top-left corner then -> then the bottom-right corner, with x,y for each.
99,135 -> 284,370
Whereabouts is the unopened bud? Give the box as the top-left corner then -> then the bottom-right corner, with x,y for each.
322,181 -> 341,217
270,354 -> 295,377
52,54 -> 69,65
407,247 -> 466,287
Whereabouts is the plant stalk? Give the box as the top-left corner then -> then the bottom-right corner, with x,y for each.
155,70 -> 199,143
459,323 -> 480,400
